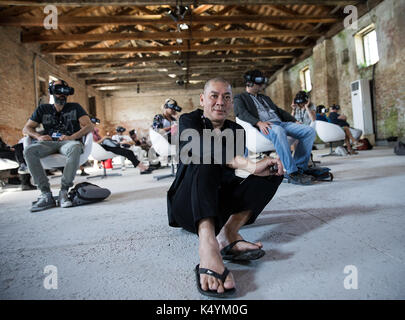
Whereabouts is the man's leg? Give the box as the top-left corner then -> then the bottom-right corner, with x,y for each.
59,141 -> 83,190
217,174 -> 283,254
282,122 -> 316,171
23,141 -> 58,193
198,218 -> 235,294
261,124 -> 298,174
102,145 -> 140,168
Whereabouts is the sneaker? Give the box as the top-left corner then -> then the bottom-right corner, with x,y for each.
288,171 -> 313,185
18,164 -> 29,174
30,192 -> 56,212
59,189 -> 73,208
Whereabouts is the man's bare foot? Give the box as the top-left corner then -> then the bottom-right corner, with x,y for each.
217,229 -> 262,253
199,237 -> 235,294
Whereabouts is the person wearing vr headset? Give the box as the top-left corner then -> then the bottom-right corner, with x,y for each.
234,70 -> 316,186
328,104 -> 361,155
23,79 -> 94,212
152,98 -> 182,143
167,78 -> 284,298
93,124 -> 152,174
291,91 -> 316,126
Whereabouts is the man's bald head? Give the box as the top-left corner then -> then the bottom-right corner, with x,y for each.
203,78 -> 232,94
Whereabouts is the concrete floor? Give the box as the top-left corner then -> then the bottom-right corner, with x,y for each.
0,146 -> 404,300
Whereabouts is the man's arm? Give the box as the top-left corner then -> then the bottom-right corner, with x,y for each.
227,155 -> 284,176
234,95 -> 260,126
61,115 -> 94,141
23,119 -> 52,141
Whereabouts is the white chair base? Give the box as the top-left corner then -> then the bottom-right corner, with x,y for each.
87,166 -> 122,179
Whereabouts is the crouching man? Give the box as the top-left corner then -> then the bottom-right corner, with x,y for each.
167,78 -> 284,298
23,79 -> 94,212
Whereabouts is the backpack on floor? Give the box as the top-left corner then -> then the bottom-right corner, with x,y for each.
68,182 -> 111,206
304,167 -> 333,182
356,138 -> 373,150
394,140 -> 405,155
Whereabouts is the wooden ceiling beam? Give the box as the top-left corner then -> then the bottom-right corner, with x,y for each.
22,29 -> 322,43
44,42 -> 309,55
0,1 -> 364,6
0,14 -> 340,27
57,52 -> 295,65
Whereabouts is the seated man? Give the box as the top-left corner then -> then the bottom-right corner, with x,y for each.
152,98 -> 182,143
234,69 -> 316,185
328,104 -> 361,155
291,91 -> 316,126
167,78 -> 284,297
23,79 -> 94,211
92,127 -> 151,174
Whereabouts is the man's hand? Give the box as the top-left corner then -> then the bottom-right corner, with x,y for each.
59,135 -> 74,141
38,135 -> 52,141
256,121 -> 272,135
253,157 -> 284,177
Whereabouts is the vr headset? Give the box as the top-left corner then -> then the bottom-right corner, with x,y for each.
164,99 -> 182,112
294,91 -> 309,105
90,117 -> 100,124
331,104 -> 341,111
116,126 -> 126,133
48,80 -> 75,96
129,129 -> 136,136
244,70 -> 269,86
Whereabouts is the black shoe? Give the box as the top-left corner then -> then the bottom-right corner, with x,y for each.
31,192 -> 56,212
140,168 -> 153,174
80,171 -> 89,176
288,171 -> 313,185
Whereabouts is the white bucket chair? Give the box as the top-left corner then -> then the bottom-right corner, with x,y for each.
23,132 -> 93,170
87,142 -> 122,179
314,120 -> 346,157
149,128 -> 176,180
235,117 -> 296,154
0,158 -> 19,187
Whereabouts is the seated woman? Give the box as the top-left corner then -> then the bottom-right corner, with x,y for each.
92,127 -> 152,174
152,98 -> 182,143
328,104 -> 360,155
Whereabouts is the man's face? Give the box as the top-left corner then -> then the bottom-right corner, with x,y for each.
246,82 -> 265,95
200,80 -> 233,123
53,80 -> 67,106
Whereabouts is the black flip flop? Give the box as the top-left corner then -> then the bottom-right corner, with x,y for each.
220,240 -> 265,261
195,264 -> 236,298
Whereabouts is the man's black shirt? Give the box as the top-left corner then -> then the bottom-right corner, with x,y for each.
30,103 -> 88,138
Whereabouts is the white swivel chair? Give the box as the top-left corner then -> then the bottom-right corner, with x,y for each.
149,128 -> 176,180
314,120 -> 346,157
23,132 -> 93,170
235,117 -> 296,154
88,143 -> 122,179
0,158 -> 19,187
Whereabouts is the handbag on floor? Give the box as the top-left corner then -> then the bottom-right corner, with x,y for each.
68,182 -> 111,206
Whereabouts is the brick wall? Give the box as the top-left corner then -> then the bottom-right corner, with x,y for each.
266,0 -> 405,141
0,26 -> 106,145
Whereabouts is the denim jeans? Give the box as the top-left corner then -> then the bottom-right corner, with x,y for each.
23,140 -> 83,193
260,121 -> 316,174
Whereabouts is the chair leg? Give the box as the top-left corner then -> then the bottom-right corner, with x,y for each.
87,164 -> 122,179
320,142 -> 337,157
154,163 -> 176,180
